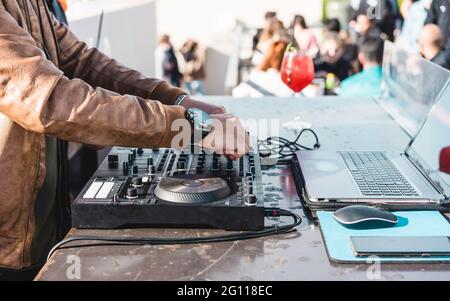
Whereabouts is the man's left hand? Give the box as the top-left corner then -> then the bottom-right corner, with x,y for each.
179,97 -> 226,114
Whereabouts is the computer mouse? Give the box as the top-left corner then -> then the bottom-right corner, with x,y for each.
333,205 -> 398,229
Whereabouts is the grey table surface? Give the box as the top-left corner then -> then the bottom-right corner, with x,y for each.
36,97 -> 450,281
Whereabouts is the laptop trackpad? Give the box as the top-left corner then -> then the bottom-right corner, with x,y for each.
313,161 -> 341,172
298,151 -> 361,199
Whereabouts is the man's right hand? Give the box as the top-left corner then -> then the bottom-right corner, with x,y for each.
201,114 -> 249,160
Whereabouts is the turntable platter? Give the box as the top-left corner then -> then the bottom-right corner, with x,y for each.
154,175 -> 231,204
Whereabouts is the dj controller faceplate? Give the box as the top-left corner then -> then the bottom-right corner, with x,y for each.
72,147 -> 267,231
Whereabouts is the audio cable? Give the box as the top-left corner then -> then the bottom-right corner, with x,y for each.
47,209 -> 302,261
258,128 -> 321,160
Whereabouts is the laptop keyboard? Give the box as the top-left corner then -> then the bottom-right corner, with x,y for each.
340,151 -> 419,197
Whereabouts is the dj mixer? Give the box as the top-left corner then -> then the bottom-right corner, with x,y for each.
72,147 -> 266,231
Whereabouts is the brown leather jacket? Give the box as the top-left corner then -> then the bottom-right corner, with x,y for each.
0,0 -> 186,270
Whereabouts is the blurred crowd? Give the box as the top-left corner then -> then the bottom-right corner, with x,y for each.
246,0 -> 450,98
155,35 -> 207,96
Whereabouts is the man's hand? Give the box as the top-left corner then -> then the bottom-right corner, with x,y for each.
201,114 -> 250,160
180,97 -> 227,114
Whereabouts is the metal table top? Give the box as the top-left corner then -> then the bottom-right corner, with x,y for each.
36,97 -> 450,281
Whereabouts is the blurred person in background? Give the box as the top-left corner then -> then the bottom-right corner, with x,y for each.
253,11 -> 278,52
258,20 -> 288,72
350,0 -> 398,40
322,18 -> 358,72
292,15 -> 319,56
253,15 -> 283,66
314,33 -> 353,82
353,14 -> 383,41
425,0 -> 450,50
418,24 -> 450,69
340,37 -> 384,97
400,0 -> 417,19
180,39 -> 207,95
324,18 -> 342,36
155,35 -> 183,87
399,0 -> 433,52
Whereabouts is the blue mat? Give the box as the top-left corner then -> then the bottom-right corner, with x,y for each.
317,211 -> 450,263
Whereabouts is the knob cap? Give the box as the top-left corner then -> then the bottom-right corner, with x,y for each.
137,148 -> 144,155
108,155 -> 119,168
148,165 -> 156,175
246,195 -> 257,206
127,187 -> 138,199
128,153 -> 134,163
123,162 -> 129,173
131,165 -> 139,175
247,185 -> 254,195
177,161 -> 186,170
108,154 -> 119,162
132,177 -> 143,187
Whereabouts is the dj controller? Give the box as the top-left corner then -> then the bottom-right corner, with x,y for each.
72,147 -> 266,231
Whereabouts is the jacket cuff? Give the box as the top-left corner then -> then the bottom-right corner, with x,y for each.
151,81 -> 187,105
159,105 -> 187,147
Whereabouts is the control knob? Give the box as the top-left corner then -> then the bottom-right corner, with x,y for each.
126,187 -> 138,199
132,177 -> 143,187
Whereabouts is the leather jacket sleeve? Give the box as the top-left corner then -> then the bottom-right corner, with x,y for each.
51,14 -> 186,105
0,8 -> 185,148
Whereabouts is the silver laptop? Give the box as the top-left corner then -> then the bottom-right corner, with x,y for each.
296,83 -> 450,206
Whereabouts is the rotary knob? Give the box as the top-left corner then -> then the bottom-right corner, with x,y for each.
247,184 -> 254,195
122,162 -> 129,174
137,148 -> 144,155
126,187 -> 138,199
131,165 -> 139,175
132,177 -> 143,187
177,161 -> 186,170
246,195 -> 257,206
108,154 -> 119,168
148,165 -> 156,175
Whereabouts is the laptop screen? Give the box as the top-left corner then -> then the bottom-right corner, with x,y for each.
407,84 -> 450,198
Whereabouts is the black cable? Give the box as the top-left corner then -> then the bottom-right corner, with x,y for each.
258,128 -> 321,160
47,209 -> 302,261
